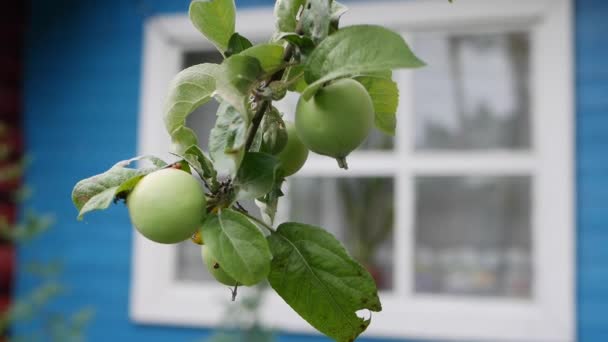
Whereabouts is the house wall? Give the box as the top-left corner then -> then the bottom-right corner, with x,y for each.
575,0 -> 608,340
15,0 -> 608,341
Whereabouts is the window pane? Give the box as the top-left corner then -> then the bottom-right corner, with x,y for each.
414,176 -> 532,298
289,177 -> 395,290
413,32 -> 531,150
360,128 -> 394,151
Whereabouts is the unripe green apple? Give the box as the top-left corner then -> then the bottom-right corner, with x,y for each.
127,168 -> 205,244
201,246 -> 238,286
295,78 -> 374,168
276,121 -> 309,176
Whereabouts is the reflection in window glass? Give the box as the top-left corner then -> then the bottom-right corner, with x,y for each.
289,177 -> 394,290
413,32 -> 531,150
414,176 -> 532,298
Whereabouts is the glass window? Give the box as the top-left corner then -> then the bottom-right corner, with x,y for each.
414,176 -> 532,298
413,32 -> 531,150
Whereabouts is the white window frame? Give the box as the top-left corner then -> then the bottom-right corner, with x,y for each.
132,1 -> 575,341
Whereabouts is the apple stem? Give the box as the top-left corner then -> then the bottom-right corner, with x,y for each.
336,157 -> 349,170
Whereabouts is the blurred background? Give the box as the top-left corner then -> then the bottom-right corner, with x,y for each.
1,0 -> 606,341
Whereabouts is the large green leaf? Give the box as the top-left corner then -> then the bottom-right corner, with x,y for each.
189,0 -> 236,53
72,156 -> 166,219
214,55 -> 263,120
300,0 -> 331,44
235,152 -> 279,201
164,63 -> 218,153
208,103 -> 249,179
355,76 -> 399,135
273,0 -> 306,36
238,44 -> 285,74
202,209 -> 272,286
302,25 -> 424,99
267,223 -> 382,342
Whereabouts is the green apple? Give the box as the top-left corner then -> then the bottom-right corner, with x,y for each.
127,168 -> 205,244
276,121 -> 309,176
295,78 -> 374,168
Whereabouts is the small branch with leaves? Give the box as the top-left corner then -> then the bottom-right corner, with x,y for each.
70,0 -> 428,340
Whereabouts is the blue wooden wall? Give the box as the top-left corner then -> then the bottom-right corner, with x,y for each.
15,0 -> 607,341
575,0 -> 608,340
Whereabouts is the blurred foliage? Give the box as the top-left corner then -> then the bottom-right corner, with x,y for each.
0,123 -> 94,341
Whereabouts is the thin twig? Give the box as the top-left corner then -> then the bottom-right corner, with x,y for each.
231,284 -> 239,301
244,100 -> 271,151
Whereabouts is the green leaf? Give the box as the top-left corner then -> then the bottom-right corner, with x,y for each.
164,63 -> 218,153
72,156 -> 166,219
209,103 -> 249,179
189,0 -> 236,53
235,152 -> 279,201
170,126 -> 199,155
300,0 -> 331,44
273,0 -> 306,36
202,209 -> 272,286
226,33 -> 253,57
284,65 -> 308,93
214,55 -> 263,120
182,145 -> 218,187
365,69 -> 393,80
76,187 -> 119,220
302,25 -> 425,99
276,33 -> 315,61
276,32 -> 309,47
239,44 -> 285,74
267,223 -> 382,341
255,177 -> 284,225
114,174 -> 146,199
355,76 -> 399,135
